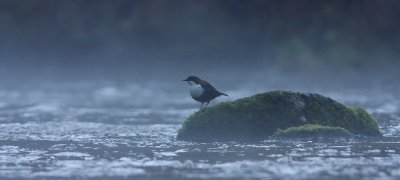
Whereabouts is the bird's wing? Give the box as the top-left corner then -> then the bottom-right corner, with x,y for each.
200,81 -> 219,94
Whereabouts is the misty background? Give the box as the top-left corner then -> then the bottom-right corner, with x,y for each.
1,1 -> 400,178
0,0 -> 399,92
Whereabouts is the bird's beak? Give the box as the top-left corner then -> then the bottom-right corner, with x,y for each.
183,79 -> 188,81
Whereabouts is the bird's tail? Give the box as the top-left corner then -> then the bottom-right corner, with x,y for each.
218,92 -> 228,96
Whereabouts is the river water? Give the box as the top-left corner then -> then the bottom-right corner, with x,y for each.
0,82 -> 399,179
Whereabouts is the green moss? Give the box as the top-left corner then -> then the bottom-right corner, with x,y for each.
177,91 -> 381,142
272,124 -> 352,138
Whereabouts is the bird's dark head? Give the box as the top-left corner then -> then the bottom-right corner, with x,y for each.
183,75 -> 202,84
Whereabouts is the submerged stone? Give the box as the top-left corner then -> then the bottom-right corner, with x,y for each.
272,124 -> 352,138
177,91 -> 381,142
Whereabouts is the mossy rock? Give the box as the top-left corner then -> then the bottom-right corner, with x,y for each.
272,124 -> 352,138
177,91 -> 381,142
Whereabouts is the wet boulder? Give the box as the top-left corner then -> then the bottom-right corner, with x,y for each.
177,91 -> 381,142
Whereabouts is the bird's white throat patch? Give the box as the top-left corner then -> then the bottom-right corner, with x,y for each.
187,81 -> 195,86
189,84 -> 204,98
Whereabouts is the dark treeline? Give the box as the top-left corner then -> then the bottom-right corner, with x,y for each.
0,0 -> 399,82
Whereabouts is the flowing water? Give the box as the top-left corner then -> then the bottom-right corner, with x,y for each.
0,82 -> 399,179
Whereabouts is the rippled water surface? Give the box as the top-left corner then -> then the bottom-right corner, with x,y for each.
0,83 -> 399,179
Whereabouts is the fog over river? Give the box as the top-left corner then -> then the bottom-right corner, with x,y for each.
1,0 -> 400,179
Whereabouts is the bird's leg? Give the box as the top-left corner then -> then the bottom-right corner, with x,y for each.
195,103 -> 203,118
199,102 -> 204,111
204,102 -> 210,108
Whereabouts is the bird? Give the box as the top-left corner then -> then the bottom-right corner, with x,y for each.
183,75 -> 228,110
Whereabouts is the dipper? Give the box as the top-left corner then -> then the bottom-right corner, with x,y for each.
183,75 -> 228,110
